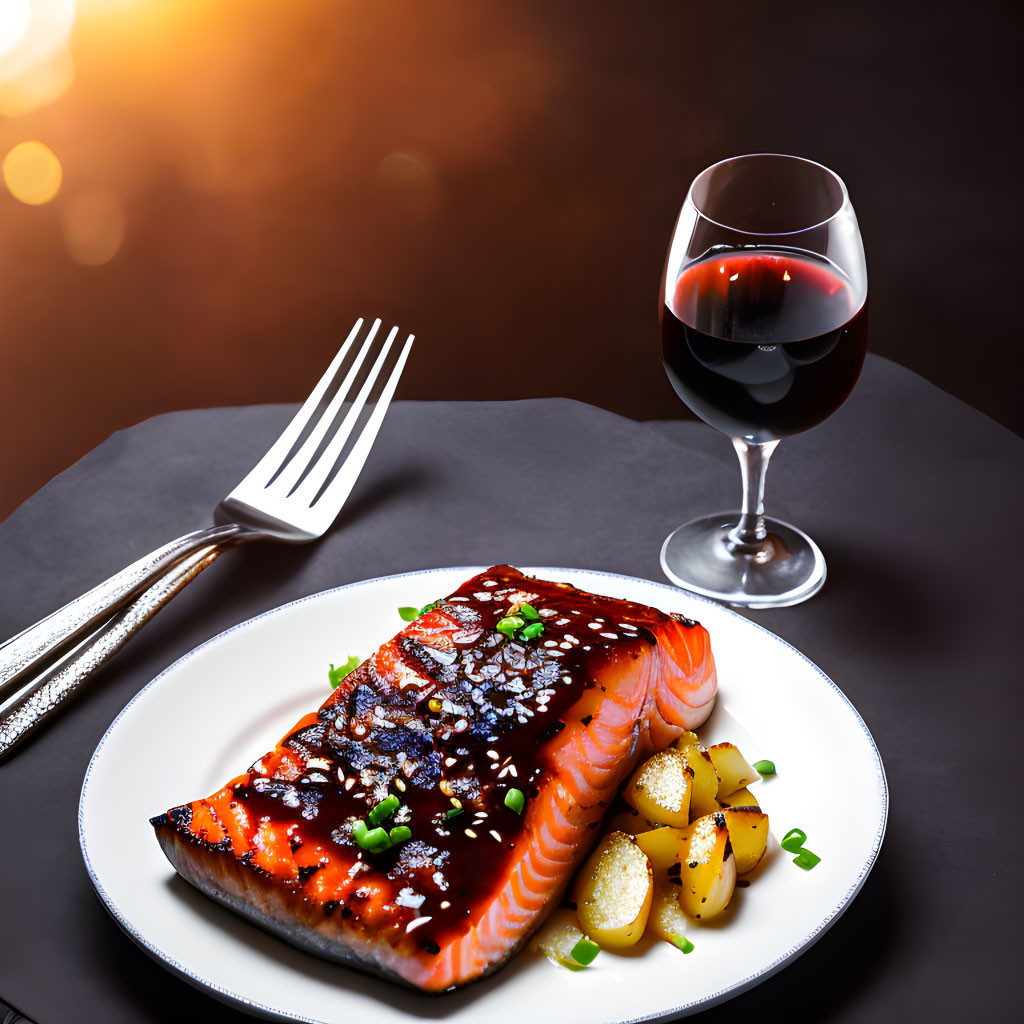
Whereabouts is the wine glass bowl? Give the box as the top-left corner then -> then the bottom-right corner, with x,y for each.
659,154 -> 867,608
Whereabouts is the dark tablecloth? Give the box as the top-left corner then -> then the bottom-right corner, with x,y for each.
1,354 -> 1021,1023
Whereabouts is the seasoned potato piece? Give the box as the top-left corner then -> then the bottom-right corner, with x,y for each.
721,806 -> 769,875
533,907 -> 588,967
675,744 -> 721,820
649,877 -> 690,946
573,831 -> 653,949
635,825 -> 684,872
604,808 -> 648,836
719,786 -> 758,808
624,749 -> 693,827
707,743 -> 760,798
677,811 -> 736,920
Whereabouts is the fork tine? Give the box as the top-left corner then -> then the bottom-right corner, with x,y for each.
234,317 -> 370,492
267,318 -> 384,496
295,332 -> 414,515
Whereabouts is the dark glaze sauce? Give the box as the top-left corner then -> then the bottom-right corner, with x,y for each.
222,567 -> 676,954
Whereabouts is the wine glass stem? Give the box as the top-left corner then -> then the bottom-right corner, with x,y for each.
726,438 -> 780,557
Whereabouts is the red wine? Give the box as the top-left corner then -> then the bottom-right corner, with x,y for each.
660,248 -> 867,442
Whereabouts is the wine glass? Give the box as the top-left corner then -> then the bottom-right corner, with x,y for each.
659,153 -> 868,608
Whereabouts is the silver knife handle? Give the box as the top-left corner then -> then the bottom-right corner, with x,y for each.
0,545 -> 224,761
0,524 -> 242,703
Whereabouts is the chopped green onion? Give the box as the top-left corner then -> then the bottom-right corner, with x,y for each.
368,795 -> 400,826
504,788 -> 525,815
780,827 -> 807,853
328,655 -> 360,689
445,807 -> 463,819
519,602 -> 541,621
358,826 -> 391,852
569,937 -> 600,966
793,848 -> 821,870
555,958 -> 588,972
671,935 -> 695,954
351,819 -> 368,843
496,615 -> 526,636
753,759 -> 776,775
389,825 -> 413,844
398,606 -> 420,622
419,600 -> 440,615
520,622 -> 545,640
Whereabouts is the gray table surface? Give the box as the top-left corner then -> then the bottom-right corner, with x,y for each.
1,354 -> 1021,1023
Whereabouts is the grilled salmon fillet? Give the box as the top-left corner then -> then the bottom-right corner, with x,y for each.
151,566 -> 717,991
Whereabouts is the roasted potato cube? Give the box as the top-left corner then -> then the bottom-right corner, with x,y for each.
649,877 -> 690,946
707,743 -> 760,798
677,811 -> 736,920
573,830 -> 653,949
624,749 -> 693,827
721,806 -> 769,875
674,730 -> 701,749
719,786 -> 758,808
635,825 -> 685,873
604,808 -> 648,836
675,744 -> 721,820
533,907 -> 588,967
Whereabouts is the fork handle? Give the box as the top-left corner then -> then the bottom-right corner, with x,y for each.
0,545 -> 224,762
0,524 -> 245,703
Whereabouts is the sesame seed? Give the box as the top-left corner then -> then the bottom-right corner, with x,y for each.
344,778 -> 355,791
487,750 -> 499,760
439,780 -> 453,797
588,622 -> 603,630
454,719 -> 469,733
564,634 -> 579,644
600,632 -> 618,639
405,916 -> 433,933
440,900 -> 451,909
445,757 -> 458,767
394,778 -> 407,792
559,642 -> 572,650
489,830 -> 503,842
543,640 -> 558,648
464,829 -> 478,839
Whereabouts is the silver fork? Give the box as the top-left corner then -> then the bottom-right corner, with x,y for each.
0,317 -> 413,757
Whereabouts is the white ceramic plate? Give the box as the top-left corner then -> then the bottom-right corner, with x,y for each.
80,567 -> 887,1023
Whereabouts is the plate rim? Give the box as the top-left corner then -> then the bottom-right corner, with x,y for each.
79,565 -> 889,1023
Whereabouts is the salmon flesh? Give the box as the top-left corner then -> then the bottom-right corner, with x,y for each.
151,566 -> 717,991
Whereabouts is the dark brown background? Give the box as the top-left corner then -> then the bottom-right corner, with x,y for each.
2,0 -> 1021,524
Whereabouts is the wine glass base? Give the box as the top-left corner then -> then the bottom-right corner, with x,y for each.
660,513 -> 826,609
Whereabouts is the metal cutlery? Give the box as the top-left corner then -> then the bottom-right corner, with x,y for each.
0,317 -> 413,758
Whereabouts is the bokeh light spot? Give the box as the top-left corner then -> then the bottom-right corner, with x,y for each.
3,141 -> 63,205
374,151 -> 432,187
0,1 -> 32,62
0,47 -> 74,116
63,190 -> 127,265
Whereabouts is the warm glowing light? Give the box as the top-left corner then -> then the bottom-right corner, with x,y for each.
375,151 -> 432,186
63,190 -> 127,265
0,1 -> 32,62
0,47 -> 73,116
782,270 -> 791,281
0,1 -> 75,85
3,140 -> 63,205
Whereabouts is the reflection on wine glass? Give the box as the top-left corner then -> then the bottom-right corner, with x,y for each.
659,154 -> 868,607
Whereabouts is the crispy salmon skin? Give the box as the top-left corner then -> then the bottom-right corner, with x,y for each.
151,566 -> 717,991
